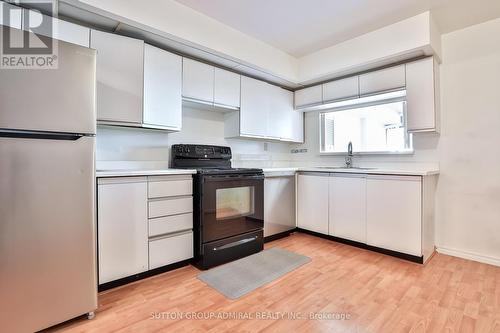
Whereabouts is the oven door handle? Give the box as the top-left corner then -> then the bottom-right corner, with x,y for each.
212,236 -> 259,251
205,174 -> 264,182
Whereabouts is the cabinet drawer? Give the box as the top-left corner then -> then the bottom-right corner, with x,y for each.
149,213 -> 193,237
149,232 -> 194,269
148,178 -> 192,198
149,197 -> 193,218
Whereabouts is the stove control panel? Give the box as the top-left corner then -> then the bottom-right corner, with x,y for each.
172,144 -> 231,160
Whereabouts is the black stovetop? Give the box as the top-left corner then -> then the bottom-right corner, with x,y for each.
171,144 -> 262,175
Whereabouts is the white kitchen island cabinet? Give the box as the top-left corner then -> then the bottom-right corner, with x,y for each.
296,173 -> 329,235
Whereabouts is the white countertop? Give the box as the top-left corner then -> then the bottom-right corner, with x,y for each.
96,168 -> 197,178
263,166 -> 439,176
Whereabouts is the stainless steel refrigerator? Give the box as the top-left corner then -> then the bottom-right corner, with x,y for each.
0,26 -> 97,332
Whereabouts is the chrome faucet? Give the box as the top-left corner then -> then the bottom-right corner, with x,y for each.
345,141 -> 353,168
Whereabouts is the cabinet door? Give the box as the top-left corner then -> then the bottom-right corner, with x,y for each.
98,178 -> 148,284
406,57 -> 439,132
214,68 -> 240,108
359,65 -> 405,96
91,30 -> 144,124
268,85 -> 292,140
23,10 -> 90,47
322,76 -> 359,103
294,85 -> 322,109
264,176 -> 296,237
240,76 -> 269,137
297,173 -> 329,234
329,174 -> 366,243
143,44 -> 182,130
366,175 -> 422,256
182,58 -> 214,103
290,109 -> 304,143
0,2 -> 22,29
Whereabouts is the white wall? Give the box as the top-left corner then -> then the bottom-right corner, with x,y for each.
434,18 -> 500,265
96,107 -> 292,170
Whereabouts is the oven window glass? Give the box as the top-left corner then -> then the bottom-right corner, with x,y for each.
216,186 -> 255,220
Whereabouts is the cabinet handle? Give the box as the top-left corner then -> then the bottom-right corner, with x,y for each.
213,236 -> 258,251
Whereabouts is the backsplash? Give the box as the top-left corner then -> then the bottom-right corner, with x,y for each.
97,106 -> 440,170
96,106 -> 293,169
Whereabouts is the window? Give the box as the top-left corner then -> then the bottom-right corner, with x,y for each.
320,91 -> 412,154
216,186 -> 255,220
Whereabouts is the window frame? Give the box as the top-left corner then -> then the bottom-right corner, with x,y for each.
318,92 -> 414,155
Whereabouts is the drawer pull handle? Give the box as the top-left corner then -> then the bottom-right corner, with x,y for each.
213,236 -> 258,251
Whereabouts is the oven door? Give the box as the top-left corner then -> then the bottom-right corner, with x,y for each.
201,173 -> 264,243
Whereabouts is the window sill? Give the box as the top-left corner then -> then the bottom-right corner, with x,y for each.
319,150 -> 415,156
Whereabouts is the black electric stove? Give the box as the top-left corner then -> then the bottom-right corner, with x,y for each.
171,144 -> 264,269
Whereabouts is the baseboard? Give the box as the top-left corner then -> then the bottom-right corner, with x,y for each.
436,246 -> 500,267
264,230 -> 294,243
98,259 -> 192,292
296,228 -> 423,264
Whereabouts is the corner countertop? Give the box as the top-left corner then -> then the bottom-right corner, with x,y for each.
262,166 -> 439,177
96,168 -> 197,178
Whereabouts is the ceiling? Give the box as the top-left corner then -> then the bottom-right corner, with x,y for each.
174,0 -> 500,57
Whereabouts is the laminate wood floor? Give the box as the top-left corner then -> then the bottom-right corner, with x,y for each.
48,232 -> 500,333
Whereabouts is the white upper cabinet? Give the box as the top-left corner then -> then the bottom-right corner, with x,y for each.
239,76 -> 269,137
228,77 -> 303,142
294,85 -> 322,109
182,58 -> 214,103
91,29 -> 144,124
297,173 -> 329,234
23,10 -> 90,47
329,174 -> 366,243
359,64 -> 406,96
0,2 -> 22,29
143,44 -> 182,130
271,87 -> 303,143
366,175 -> 422,256
268,85 -> 292,140
214,68 -> 240,108
406,57 -> 440,133
322,76 -> 359,103
291,110 -> 304,143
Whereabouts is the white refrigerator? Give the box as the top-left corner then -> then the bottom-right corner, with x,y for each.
0,26 -> 97,332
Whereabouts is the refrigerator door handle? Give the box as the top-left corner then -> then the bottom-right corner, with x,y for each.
0,129 -> 92,141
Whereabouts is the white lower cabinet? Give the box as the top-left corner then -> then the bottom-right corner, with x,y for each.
149,232 -> 194,269
97,177 -> 148,284
329,174 -> 366,243
97,174 -> 194,285
297,172 -> 435,262
297,173 -> 329,234
366,175 -> 422,256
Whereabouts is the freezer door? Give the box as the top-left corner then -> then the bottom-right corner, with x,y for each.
0,26 -> 96,135
0,136 -> 97,333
